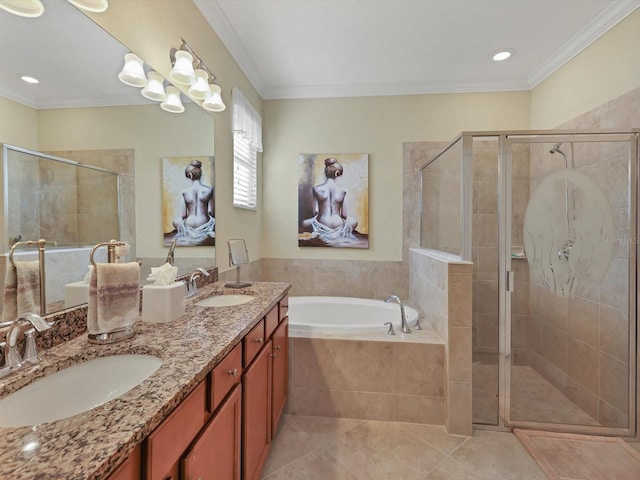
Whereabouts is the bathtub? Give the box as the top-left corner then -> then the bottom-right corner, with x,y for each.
285,296 -> 445,423
288,296 -> 419,335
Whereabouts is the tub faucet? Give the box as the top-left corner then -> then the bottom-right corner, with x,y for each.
186,268 -> 210,297
385,295 -> 410,333
0,313 -> 53,378
166,238 -> 177,266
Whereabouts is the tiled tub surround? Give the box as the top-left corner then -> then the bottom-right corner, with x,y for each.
287,327 -> 447,426
409,248 -> 473,436
0,281 -> 290,480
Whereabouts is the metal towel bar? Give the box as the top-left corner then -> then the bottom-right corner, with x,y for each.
8,239 -> 56,315
89,240 -> 127,267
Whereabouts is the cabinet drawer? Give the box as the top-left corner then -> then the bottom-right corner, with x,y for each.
212,343 -> 242,411
264,305 -> 279,339
145,381 -> 207,480
244,319 -> 265,366
279,295 -> 289,322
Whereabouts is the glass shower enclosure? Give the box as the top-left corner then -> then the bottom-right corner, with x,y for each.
421,130 -> 638,436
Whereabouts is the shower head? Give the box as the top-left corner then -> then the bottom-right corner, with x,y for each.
549,143 -> 568,168
549,143 -> 564,155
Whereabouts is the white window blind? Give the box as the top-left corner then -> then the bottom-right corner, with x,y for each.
232,88 -> 262,210
233,133 -> 257,209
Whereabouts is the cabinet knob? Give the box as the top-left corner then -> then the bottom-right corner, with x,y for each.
270,352 -> 277,358
228,368 -> 238,378
274,345 -> 281,351
254,337 -> 263,344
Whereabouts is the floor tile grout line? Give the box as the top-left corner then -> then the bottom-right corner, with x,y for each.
261,448 -> 324,480
420,435 -> 473,479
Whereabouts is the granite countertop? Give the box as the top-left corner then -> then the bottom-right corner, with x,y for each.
0,281 -> 290,480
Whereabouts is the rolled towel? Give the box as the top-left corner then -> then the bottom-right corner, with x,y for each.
87,262 -> 140,335
2,261 -> 40,322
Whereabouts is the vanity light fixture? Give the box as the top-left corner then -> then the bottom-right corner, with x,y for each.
161,86 -> 185,113
118,53 -> 146,87
0,0 -> 44,17
170,50 -> 196,85
202,83 -> 226,112
66,0 -> 108,13
141,71 -> 166,101
170,38 -> 226,112
188,69 -> 212,100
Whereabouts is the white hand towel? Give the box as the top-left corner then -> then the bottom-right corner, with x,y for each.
2,260 -> 40,322
87,262 -> 140,335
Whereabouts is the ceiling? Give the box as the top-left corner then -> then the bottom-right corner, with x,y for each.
0,0 -> 152,109
1,0 -> 638,109
194,0 -> 640,100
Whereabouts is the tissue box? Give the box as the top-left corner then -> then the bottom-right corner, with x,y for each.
65,281 -> 90,308
142,282 -> 185,323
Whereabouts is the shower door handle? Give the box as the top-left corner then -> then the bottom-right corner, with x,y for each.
506,271 -> 515,293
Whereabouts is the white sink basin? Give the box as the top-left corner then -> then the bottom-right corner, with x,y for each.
196,294 -> 255,307
0,354 -> 162,427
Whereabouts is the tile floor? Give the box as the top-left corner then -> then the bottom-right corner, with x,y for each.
473,364 -> 599,426
261,415 -> 548,480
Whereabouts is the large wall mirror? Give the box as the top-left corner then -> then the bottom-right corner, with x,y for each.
0,1 -> 216,315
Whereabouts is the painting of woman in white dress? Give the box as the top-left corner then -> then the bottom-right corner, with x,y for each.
163,156 -> 215,246
298,153 -> 368,248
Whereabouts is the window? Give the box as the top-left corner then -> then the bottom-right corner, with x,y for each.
232,88 -> 262,210
233,132 -> 257,209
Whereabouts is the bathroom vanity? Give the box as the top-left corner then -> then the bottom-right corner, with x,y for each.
0,281 -> 290,480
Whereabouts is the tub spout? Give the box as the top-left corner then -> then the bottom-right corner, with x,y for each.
385,295 -> 410,333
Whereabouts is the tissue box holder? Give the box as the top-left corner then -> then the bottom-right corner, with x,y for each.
142,282 -> 185,323
65,281 -> 90,308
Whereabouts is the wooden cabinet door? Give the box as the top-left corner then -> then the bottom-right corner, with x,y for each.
145,381 -> 207,480
242,342 -> 272,480
105,445 -> 141,480
271,317 -> 288,437
182,384 -> 242,480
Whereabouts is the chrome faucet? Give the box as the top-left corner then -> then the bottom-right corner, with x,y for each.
186,268 -> 210,297
0,313 -> 53,379
385,295 -> 410,333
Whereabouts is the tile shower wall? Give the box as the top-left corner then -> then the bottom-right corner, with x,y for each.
526,88 -> 640,428
471,140 -> 531,367
420,141 -> 463,255
46,149 -> 136,254
0,149 -> 135,317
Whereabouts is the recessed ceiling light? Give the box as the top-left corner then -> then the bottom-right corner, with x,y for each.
20,75 -> 40,84
0,0 -> 44,18
492,49 -> 513,62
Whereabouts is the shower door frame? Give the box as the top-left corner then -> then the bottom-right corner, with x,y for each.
497,131 -> 638,437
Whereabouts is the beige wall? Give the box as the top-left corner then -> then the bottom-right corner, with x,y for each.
0,96 -> 38,149
531,8 -> 640,129
262,92 -> 530,261
88,0 -> 263,272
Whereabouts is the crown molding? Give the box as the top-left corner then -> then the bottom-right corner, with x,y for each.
527,1 -> 640,88
194,0 -> 267,97
261,79 -> 531,100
